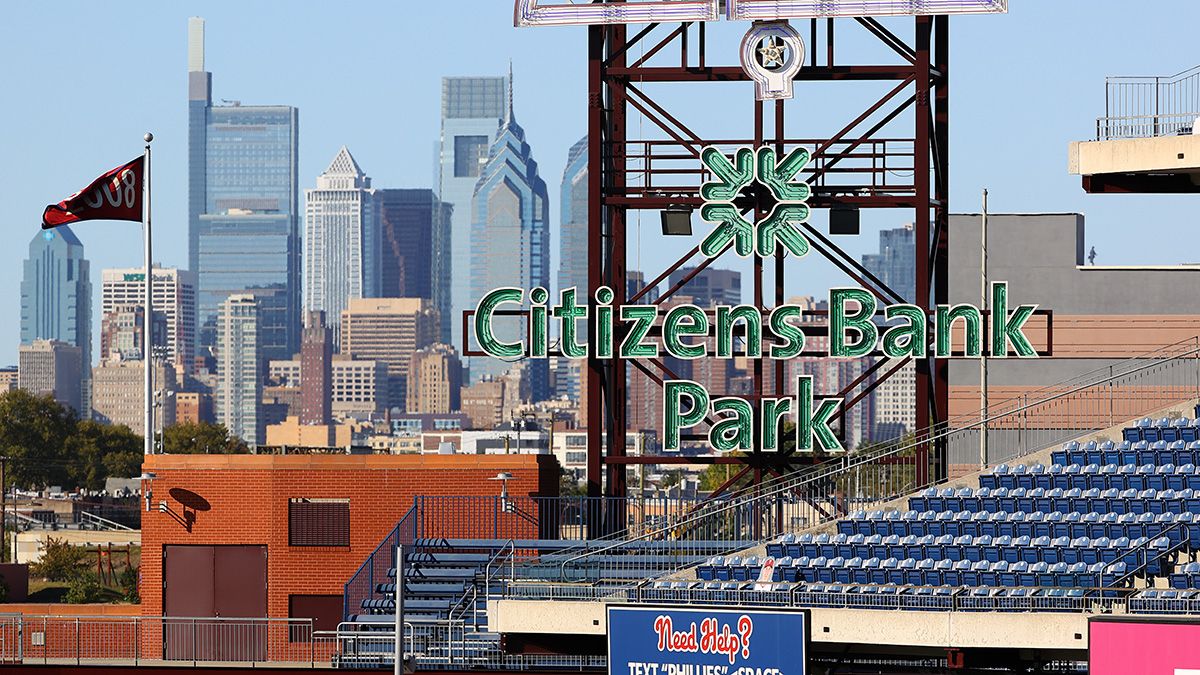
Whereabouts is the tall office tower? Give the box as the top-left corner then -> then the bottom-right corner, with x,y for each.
18,339 -> 83,413
20,227 -> 91,414
299,311 -> 332,426
101,267 -> 197,368
407,344 -> 463,415
304,147 -> 378,344
99,306 -> 166,362
376,189 -> 453,343
437,74 -> 509,353
557,135 -> 588,297
862,223 -> 916,304
215,294 -> 262,446
468,78 -> 550,401
91,361 -> 177,435
340,298 -> 437,411
666,267 -> 742,307
188,17 -> 300,362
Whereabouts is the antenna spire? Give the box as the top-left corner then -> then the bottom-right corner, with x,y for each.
507,60 -> 515,124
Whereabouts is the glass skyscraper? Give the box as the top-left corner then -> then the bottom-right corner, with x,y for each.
188,17 -> 300,364
862,224 -> 916,304
557,136 -> 588,298
437,75 -> 509,354
468,90 -> 550,401
20,226 -> 91,413
376,189 -> 453,343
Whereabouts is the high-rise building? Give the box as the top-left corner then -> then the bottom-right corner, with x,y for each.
268,355 -> 388,418
188,17 -> 300,362
462,378 -> 506,430
101,267 -> 197,367
18,339 -> 83,413
376,189 -> 453,342
299,311 -> 332,426
407,344 -> 463,415
304,147 -> 378,343
438,74 -> 509,353
0,367 -> 18,393
557,136 -> 588,297
20,227 -> 91,414
99,306 -> 165,363
666,267 -> 742,307
215,294 -> 262,446
862,223 -> 916,304
340,298 -> 437,411
91,361 -> 178,435
468,76 -> 550,400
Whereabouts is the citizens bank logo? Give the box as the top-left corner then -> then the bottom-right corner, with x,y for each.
699,146 -> 812,260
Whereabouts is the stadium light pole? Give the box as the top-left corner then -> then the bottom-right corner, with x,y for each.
981,188 -> 990,469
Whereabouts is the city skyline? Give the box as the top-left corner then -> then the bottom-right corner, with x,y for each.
4,3 -> 1197,366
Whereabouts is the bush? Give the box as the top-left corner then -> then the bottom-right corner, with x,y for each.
64,573 -> 106,604
118,566 -> 139,603
31,537 -> 90,582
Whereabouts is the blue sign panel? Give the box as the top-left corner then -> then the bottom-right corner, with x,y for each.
608,605 -> 807,675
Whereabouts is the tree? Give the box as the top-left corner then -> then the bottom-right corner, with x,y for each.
161,421 -> 249,454
67,421 -> 143,491
0,389 -> 76,489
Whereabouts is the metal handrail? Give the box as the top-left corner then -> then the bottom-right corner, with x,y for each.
79,511 -> 134,531
1095,521 -> 1188,595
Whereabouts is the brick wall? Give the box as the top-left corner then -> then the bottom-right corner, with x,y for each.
140,453 -> 559,637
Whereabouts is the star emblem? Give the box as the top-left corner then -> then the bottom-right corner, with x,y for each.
757,36 -> 787,69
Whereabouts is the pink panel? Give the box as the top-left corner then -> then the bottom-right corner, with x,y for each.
1090,621 -> 1200,675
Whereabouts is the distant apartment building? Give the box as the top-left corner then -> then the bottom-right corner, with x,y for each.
462,378 -> 507,430
557,135 -> 588,297
340,298 -> 437,410
18,339 -> 82,413
91,361 -> 178,435
267,356 -> 388,418
666,267 -> 741,307
174,391 -> 214,425
215,295 -> 262,446
407,344 -> 463,415
299,311 -> 333,425
21,227 -> 91,413
0,367 -> 17,393
101,267 -> 197,368
376,189 -> 453,343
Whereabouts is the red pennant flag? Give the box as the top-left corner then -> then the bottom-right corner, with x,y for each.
41,156 -> 144,229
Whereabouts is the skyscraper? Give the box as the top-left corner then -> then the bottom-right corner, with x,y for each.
101,266 -> 196,367
558,136 -> 588,297
407,344 -> 463,415
188,17 -> 300,362
18,340 -> 83,413
438,74 -> 509,353
862,223 -> 916,304
299,311 -> 332,426
666,267 -> 742,307
340,298 -> 437,411
304,147 -> 378,343
216,294 -> 262,446
20,227 -> 91,414
376,189 -> 453,343
468,76 -> 550,401
862,224 -> 916,439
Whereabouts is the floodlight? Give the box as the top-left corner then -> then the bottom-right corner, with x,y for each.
661,208 -> 694,236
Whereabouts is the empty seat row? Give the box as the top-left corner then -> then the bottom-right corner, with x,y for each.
1054,439 -> 1200,466
1168,561 -> 1200,589
1120,418 -> 1200,444
982,463 -> 1200,492
769,533 -> 1151,565
1130,588 -> 1200,614
913,487 -> 1200,515
839,509 -> 1192,543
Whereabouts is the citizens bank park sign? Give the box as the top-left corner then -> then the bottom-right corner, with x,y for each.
608,606 -> 809,675
471,146 -> 1043,455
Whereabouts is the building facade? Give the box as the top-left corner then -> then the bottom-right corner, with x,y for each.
862,223 -> 916,304
468,85 -> 550,400
557,135 -> 588,297
407,344 -> 463,415
91,361 -> 178,436
20,227 -> 90,414
267,356 -> 388,418
339,298 -> 437,411
666,267 -> 742,307
188,17 -> 300,361
18,339 -> 83,413
299,311 -> 332,426
376,189 -> 453,343
438,75 -> 509,354
304,147 -> 378,344
215,295 -> 262,446
101,267 -> 197,368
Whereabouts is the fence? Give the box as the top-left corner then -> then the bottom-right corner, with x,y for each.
343,505 -> 416,623
0,615 -> 325,667
514,338 -> 1200,583
1097,64 -> 1200,140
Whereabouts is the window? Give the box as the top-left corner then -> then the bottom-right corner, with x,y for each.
288,498 -> 350,547
454,136 -> 490,178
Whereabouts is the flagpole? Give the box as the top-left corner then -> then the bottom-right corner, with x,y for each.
143,132 -> 154,456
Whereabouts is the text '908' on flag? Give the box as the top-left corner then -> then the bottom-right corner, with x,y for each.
41,155 -> 144,229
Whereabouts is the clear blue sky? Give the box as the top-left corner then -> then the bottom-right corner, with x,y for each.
0,1 -> 1196,366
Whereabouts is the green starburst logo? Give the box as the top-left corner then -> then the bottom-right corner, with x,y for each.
699,146 -> 812,259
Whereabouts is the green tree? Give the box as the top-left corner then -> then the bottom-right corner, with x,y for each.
0,389 -> 76,489
31,537 -> 90,582
161,421 -> 249,454
67,420 -> 143,491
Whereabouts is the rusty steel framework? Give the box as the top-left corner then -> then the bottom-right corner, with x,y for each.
584,17 -> 951,509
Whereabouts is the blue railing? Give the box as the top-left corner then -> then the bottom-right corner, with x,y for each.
343,504 -> 417,621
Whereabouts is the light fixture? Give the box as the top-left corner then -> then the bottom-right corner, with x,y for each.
829,203 -> 860,235
661,207 -> 694,236
138,472 -> 157,512
490,472 -> 515,513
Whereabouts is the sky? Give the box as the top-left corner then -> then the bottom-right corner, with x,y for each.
0,1 -> 1197,366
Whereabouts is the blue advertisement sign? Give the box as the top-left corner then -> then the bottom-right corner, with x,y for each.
607,605 -> 808,675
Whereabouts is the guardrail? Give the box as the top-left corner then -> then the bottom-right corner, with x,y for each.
343,505 -> 416,623
1098,64 -> 1200,140
0,615 -> 323,667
